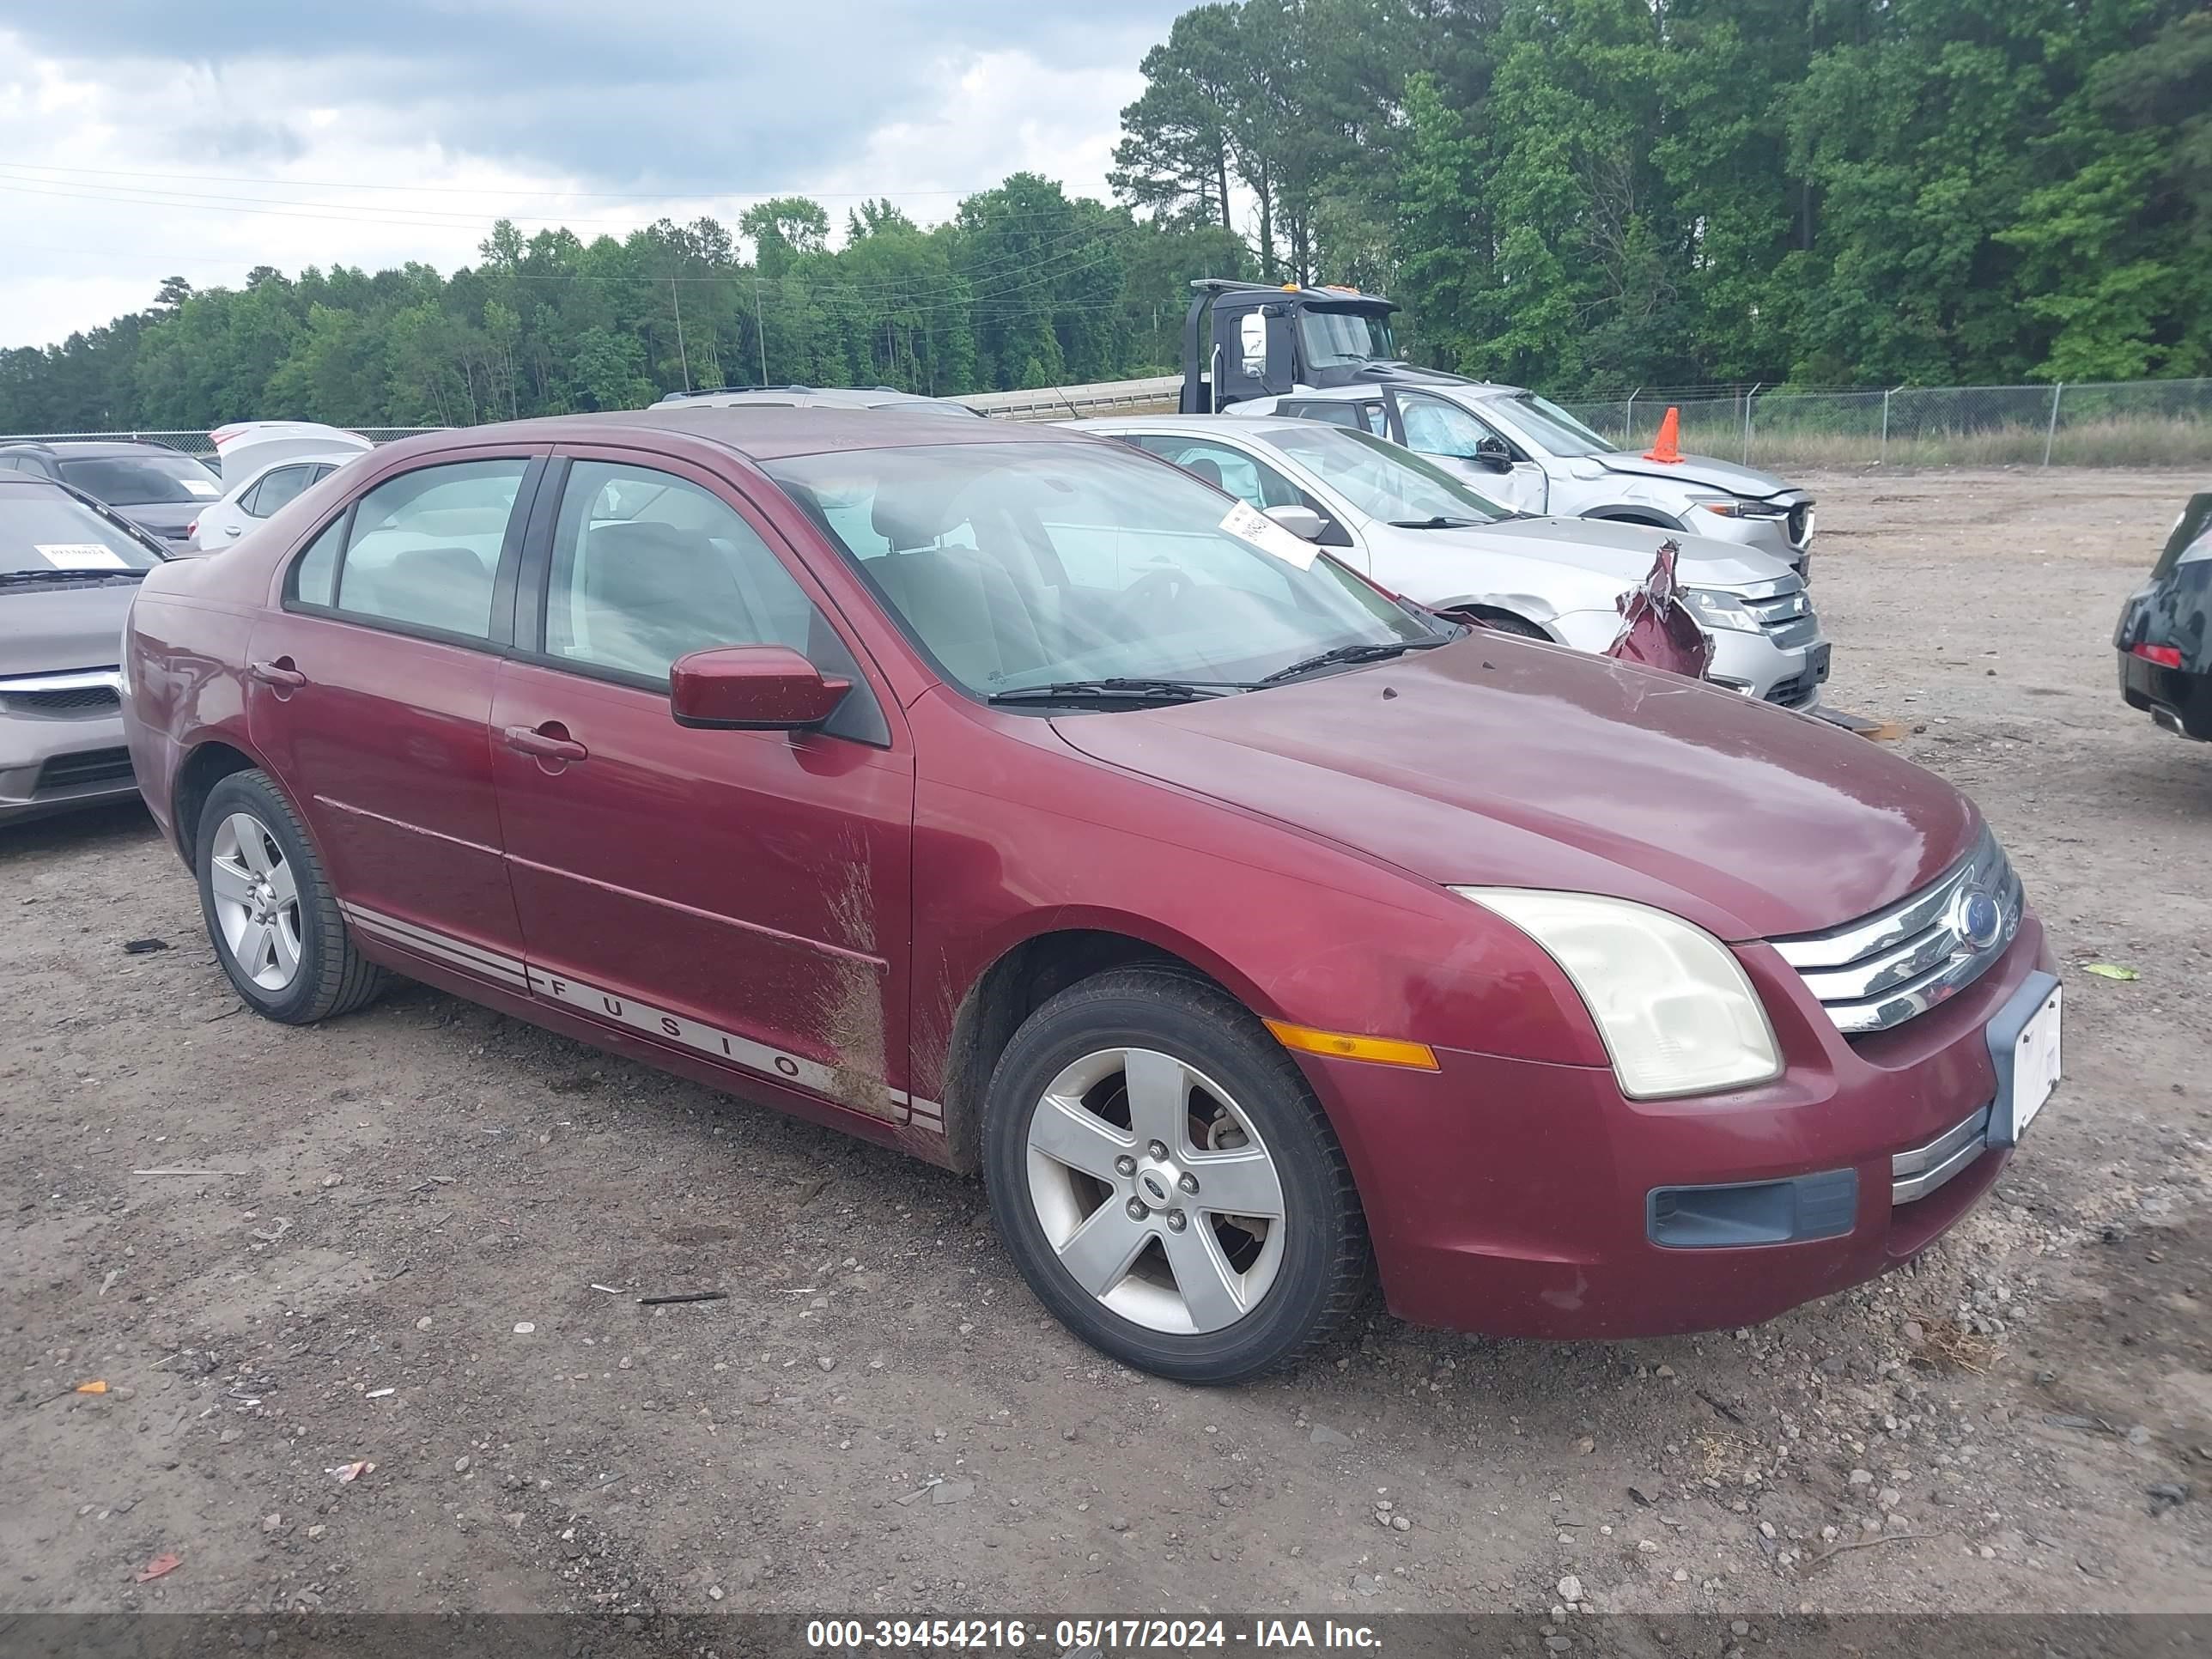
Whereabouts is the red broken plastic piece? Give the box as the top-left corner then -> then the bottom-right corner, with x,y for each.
1607,538 -> 1714,682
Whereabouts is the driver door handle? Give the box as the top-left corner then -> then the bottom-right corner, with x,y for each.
248,659 -> 307,690
501,723 -> 588,763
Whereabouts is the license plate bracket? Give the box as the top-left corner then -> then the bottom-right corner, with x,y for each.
1808,641 -> 1832,684
1985,972 -> 2062,1147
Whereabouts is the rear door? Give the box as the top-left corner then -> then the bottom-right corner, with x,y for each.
247,450 -> 543,983
489,448 -> 921,1126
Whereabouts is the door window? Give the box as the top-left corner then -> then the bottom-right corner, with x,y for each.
244,464 -> 316,519
541,459 -> 848,684
305,458 -> 530,641
1397,394 -> 1505,461
1283,399 -> 1387,434
1127,437 -> 1306,514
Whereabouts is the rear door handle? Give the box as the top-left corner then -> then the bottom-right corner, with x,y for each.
248,659 -> 307,690
501,724 -> 588,763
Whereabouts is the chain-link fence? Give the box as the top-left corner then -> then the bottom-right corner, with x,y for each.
1558,379 -> 2212,470
8,377 -> 2212,467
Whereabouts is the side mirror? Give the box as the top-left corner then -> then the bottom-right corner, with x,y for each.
1262,503 -> 1330,542
1473,435 -> 1515,471
670,644 -> 850,731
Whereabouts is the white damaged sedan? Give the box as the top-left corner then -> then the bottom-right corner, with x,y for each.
1074,415 -> 1830,709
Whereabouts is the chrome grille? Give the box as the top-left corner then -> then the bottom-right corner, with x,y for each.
1743,585 -> 1820,649
0,670 -> 123,719
1771,826 -> 2023,1035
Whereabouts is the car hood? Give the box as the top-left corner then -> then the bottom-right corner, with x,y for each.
117,501 -> 202,542
1590,451 -> 1798,501
1469,515 -> 1796,587
0,581 -> 137,675
1049,638 -> 1973,942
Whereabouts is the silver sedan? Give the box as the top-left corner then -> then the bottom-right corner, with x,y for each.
1071,416 -> 1831,708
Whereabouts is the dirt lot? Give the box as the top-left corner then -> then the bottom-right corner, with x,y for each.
3,466 -> 2208,1626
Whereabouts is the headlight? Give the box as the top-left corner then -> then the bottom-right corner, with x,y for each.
1451,889 -> 1782,1098
1693,496 -> 1790,521
1680,586 -> 1765,634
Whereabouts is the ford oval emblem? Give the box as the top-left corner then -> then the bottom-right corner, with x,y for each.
1955,890 -> 2004,951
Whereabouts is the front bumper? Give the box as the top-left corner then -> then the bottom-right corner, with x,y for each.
1548,609 -> 1830,708
1707,624 -> 1831,709
0,703 -> 138,824
1303,914 -> 2052,1340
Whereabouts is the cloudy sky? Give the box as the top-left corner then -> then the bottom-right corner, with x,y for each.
0,3 -> 1191,350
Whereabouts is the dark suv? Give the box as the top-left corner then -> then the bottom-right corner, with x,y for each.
2116,490 -> 2211,741
0,441 -> 223,549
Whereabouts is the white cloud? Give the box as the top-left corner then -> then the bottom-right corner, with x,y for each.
0,14 -> 1164,351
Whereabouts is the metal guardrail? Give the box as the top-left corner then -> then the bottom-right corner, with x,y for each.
9,374 -> 2209,465
962,375 -> 1182,422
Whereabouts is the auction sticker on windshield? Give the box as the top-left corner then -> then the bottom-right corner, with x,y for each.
1220,501 -> 1318,570
182,479 -> 220,497
35,544 -> 128,569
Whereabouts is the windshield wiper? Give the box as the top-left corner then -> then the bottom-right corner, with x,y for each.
0,568 -> 144,587
1256,637 -> 1448,686
1388,515 -> 1489,530
987,677 -> 1251,706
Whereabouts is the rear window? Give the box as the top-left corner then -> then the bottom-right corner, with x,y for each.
56,452 -> 222,506
0,490 -> 162,574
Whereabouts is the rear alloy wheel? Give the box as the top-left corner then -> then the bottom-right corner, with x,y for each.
984,968 -> 1370,1383
195,769 -> 386,1024
208,811 -> 303,993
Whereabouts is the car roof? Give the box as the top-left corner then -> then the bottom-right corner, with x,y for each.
1265,380 -> 1528,401
1070,414 -> 1347,441
377,407 -> 1085,465
0,438 -> 202,458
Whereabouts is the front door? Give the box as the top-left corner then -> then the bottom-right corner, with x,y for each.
489,451 -> 920,1125
247,452 -> 541,978
1393,392 -> 1550,514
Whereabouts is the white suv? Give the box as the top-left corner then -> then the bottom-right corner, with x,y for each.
1231,381 -> 1816,578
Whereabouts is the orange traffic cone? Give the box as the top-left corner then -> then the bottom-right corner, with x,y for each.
1643,405 -> 1683,463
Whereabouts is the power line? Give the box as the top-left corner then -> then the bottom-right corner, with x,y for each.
0,159 -> 1000,200
0,166 -> 1138,238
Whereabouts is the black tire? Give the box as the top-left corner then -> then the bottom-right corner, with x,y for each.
195,769 -> 386,1024
982,966 -> 1370,1384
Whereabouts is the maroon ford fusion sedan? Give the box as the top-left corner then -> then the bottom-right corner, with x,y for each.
121,410 -> 2063,1384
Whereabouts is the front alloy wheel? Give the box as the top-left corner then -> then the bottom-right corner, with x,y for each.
1024,1047 -> 1287,1334
985,967 -> 1370,1383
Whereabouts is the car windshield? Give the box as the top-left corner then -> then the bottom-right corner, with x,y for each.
1488,392 -> 1617,459
1260,424 -> 1510,525
768,440 -> 1437,699
56,451 -> 222,506
1297,307 -> 1396,369
0,489 -> 162,575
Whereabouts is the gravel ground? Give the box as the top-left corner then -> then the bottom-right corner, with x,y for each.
3,466 -> 2207,1624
